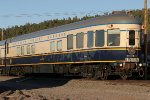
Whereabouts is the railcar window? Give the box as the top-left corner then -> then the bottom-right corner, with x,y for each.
129,30 -> 135,45
50,41 -> 55,51
31,45 -> 35,54
17,47 -> 21,56
57,40 -> 62,51
87,31 -> 94,48
107,29 -> 120,46
67,34 -> 73,50
95,30 -> 105,47
76,32 -> 84,48
27,45 -> 30,54
21,46 -> 24,55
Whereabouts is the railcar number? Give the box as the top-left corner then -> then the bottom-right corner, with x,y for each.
125,58 -> 139,62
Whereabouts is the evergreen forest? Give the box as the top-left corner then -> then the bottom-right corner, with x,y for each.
0,9 -> 150,40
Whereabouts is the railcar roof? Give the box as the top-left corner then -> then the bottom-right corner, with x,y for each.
1,14 -> 142,44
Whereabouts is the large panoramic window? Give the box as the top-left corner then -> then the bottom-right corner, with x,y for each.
50,41 -> 55,51
107,29 -> 120,46
67,34 -> 73,50
76,32 -> 84,48
129,30 -> 135,45
87,31 -> 94,48
95,30 -> 105,47
57,40 -> 62,51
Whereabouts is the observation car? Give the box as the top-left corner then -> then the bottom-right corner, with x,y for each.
0,14 -> 146,79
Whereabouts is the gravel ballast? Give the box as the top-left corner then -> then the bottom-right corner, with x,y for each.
0,76 -> 150,100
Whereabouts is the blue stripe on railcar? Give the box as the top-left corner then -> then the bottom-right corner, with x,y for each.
10,49 -> 141,65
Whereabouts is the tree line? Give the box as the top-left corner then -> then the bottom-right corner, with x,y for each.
0,9 -> 150,40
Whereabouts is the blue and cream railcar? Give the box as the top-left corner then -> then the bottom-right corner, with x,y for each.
0,14 -> 144,79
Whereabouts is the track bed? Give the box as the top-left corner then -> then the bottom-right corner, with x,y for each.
0,76 -> 150,100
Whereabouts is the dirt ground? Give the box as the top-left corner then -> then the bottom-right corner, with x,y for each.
0,76 -> 150,100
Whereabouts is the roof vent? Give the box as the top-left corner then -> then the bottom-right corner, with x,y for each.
112,11 -> 133,15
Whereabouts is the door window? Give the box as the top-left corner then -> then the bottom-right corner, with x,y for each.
129,30 -> 135,45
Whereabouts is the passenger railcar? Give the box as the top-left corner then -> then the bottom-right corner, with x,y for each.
0,14 -> 146,79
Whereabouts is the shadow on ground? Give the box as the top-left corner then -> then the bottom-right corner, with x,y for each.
0,75 -> 75,94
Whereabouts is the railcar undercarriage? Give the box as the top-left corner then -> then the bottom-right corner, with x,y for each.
0,62 -> 146,80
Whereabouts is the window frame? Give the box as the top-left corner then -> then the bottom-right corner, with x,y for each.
57,40 -> 62,51
67,34 -> 74,50
50,41 -> 55,52
107,29 -> 120,46
87,31 -> 94,48
76,32 -> 84,48
95,30 -> 105,47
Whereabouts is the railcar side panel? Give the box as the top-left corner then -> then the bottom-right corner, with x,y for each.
7,49 -> 141,66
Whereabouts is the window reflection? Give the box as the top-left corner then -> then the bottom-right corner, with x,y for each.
107,29 -> 120,46
95,30 -> 105,47
87,31 -> 94,48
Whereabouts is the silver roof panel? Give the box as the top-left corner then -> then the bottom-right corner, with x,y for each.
0,14 -> 142,45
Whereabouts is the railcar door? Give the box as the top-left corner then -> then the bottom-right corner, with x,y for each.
129,30 -> 135,46
128,30 -> 141,49
126,29 -> 140,62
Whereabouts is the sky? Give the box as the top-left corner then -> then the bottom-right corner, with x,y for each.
0,0 -> 149,28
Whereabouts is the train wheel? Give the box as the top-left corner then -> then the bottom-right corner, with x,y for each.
101,75 -> 108,80
92,71 -> 100,80
100,71 -> 108,80
86,73 -> 93,79
139,68 -> 144,78
17,67 -> 25,76
120,72 -> 128,80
